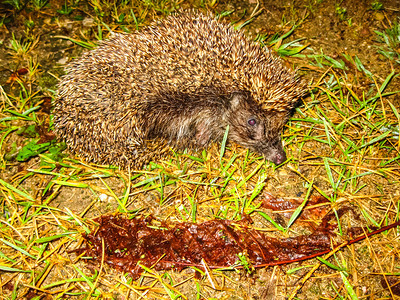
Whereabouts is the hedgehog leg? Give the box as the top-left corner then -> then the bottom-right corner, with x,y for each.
194,121 -> 212,147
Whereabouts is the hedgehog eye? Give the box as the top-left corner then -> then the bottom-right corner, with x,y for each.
248,118 -> 257,126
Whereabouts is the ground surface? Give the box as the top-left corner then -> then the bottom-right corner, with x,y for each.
1,0 -> 400,299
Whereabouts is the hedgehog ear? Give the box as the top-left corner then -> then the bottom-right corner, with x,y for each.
230,91 -> 246,109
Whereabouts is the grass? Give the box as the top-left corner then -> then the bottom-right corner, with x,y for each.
375,20 -> 400,64
1,0 -> 400,299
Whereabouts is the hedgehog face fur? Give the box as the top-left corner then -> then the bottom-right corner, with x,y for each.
53,12 -> 306,168
224,92 -> 288,165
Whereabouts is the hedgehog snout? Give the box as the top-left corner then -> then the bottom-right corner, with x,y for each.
260,138 -> 287,165
269,149 -> 287,165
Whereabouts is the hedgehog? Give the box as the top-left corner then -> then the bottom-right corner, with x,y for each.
53,12 -> 306,169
